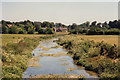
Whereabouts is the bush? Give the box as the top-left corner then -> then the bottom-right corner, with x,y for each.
56,35 -> 120,79
45,28 -> 55,34
38,28 -> 45,34
28,29 -> 35,34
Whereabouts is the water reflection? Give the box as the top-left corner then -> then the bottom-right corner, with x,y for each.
23,38 -> 98,79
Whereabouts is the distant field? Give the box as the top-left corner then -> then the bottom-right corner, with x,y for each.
1,34 -> 119,46
1,34 -> 52,46
72,35 -> 119,46
55,32 -> 69,35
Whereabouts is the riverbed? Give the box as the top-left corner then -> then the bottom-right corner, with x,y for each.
22,38 -> 98,79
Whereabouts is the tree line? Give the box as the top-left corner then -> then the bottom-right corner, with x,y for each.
1,19 -> 120,35
69,20 -> 120,35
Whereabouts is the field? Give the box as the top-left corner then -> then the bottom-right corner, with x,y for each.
1,34 -> 118,46
73,35 -> 119,46
1,34 -> 120,79
56,35 -> 120,79
1,34 -> 59,78
1,34 -> 52,46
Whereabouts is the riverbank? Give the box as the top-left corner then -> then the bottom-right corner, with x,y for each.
56,35 -> 120,79
1,34 -> 66,79
23,36 -> 98,79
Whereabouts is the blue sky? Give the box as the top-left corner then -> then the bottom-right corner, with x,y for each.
1,1 -> 118,25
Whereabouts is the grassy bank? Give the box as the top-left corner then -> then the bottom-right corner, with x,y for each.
56,35 -> 120,79
1,34 -> 65,79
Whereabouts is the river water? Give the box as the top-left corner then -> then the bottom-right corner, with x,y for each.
22,38 -> 98,79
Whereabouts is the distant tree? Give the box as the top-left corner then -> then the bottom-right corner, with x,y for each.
8,26 -> 18,34
90,21 -> 97,27
50,22 -> 55,28
55,23 -> 63,28
34,22 -> 41,31
118,20 -> 120,29
28,29 -> 35,34
102,22 -> 109,28
38,28 -> 45,34
109,20 -> 118,28
45,28 -> 55,34
41,21 -> 50,28
71,23 -> 78,29
86,21 -> 90,27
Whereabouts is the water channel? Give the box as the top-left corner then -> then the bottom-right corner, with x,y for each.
23,38 -> 98,79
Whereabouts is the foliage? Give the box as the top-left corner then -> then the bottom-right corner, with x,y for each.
38,28 -> 55,34
56,35 -> 120,79
1,19 -> 120,35
2,34 -> 61,78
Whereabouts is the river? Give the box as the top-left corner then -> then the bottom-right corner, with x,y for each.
22,38 -> 98,79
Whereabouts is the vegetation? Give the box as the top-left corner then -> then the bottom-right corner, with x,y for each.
56,35 -> 120,79
38,28 -> 55,34
1,19 -> 120,35
1,20 -> 68,34
68,20 -> 120,35
1,34 -> 65,79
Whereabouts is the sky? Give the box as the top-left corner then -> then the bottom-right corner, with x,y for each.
1,1 -> 119,25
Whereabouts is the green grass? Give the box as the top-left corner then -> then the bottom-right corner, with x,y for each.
56,35 -> 120,79
1,34 -> 65,79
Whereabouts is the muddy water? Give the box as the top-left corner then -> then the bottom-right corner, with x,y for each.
22,38 -> 98,78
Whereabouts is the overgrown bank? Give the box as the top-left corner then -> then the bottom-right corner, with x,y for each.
2,34 -> 65,79
56,35 -> 120,79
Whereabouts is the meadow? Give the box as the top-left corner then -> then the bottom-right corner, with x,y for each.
1,34 -> 120,79
56,35 -> 120,79
71,35 -> 119,46
1,34 -> 62,79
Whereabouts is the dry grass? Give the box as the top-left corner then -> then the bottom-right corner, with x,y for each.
75,35 -> 118,46
38,52 -> 67,57
29,74 -> 84,78
86,70 -> 98,76
66,35 -> 118,46
55,32 -> 69,35
27,57 -> 40,67
51,45 -> 60,48
1,34 -> 53,46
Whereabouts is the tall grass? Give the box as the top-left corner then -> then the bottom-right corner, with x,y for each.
56,35 -> 120,79
2,34 -> 64,79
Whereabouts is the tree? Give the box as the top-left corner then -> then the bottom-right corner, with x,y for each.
28,29 -> 35,34
41,21 -> 50,28
34,22 -> 41,31
8,26 -> 18,34
90,21 -> 97,27
50,22 -> 55,28
86,21 -> 90,27
102,22 -> 109,28
96,23 -> 102,28
45,28 -> 55,34
38,28 -> 45,34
